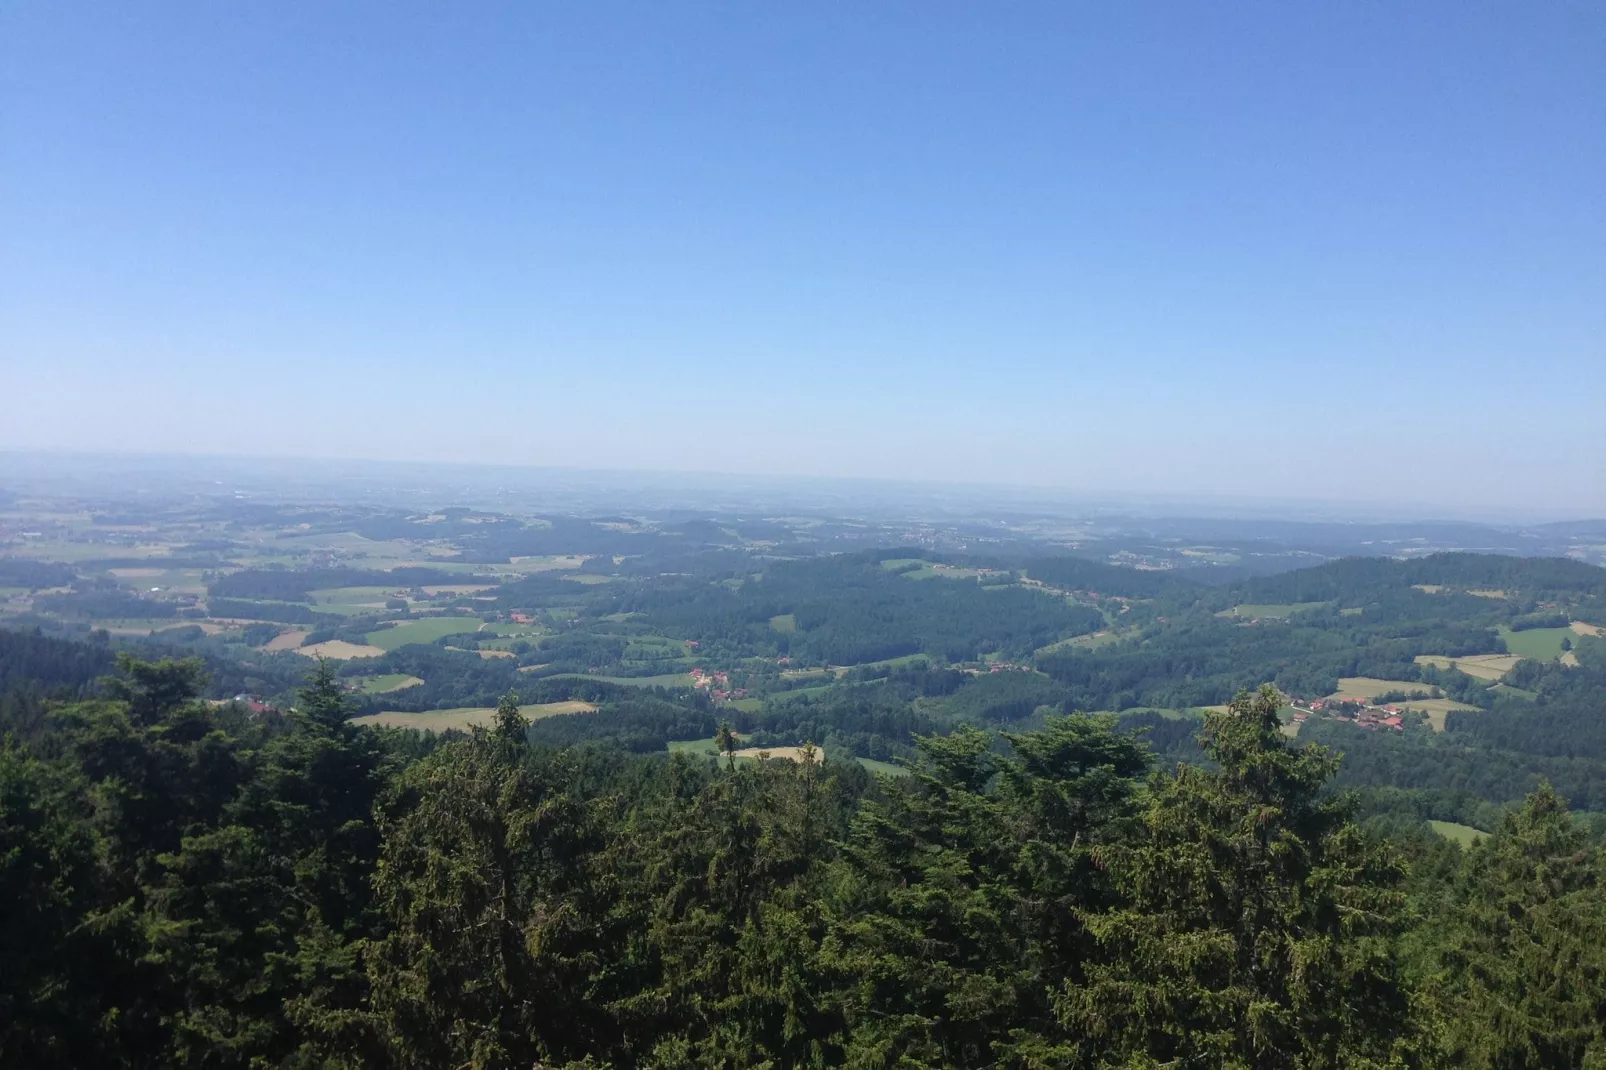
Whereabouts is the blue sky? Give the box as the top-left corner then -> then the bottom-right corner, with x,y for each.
3,2 -> 1602,515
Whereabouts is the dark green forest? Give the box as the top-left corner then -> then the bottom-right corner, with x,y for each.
5,652 -> 1606,1067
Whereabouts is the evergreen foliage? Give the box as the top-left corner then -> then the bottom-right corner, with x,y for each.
3,657 -> 1605,1067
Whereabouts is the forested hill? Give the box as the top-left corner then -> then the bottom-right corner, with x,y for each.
1221,551 -> 1606,605
5,659 -> 1606,1066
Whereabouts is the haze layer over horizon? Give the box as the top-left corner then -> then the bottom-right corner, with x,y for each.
3,2 -> 1602,513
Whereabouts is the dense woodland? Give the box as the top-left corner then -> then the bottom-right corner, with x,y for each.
5,657 -> 1606,1068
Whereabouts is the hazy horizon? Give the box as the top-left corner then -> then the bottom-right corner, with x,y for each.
1,445 -> 1598,527
4,3 -> 1602,513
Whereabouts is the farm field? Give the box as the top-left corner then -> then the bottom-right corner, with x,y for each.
507,555 -> 588,571
1573,621 -> 1604,636
1415,653 -> 1521,680
350,674 -> 424,694
1396,699 -> 1478,732
296,640 -> 385,659
264,629 -> 310,651
352,700 -> 597,732
546,671 -> 696,688
365,617 -> 485,651
768,613 -> 797,633
1327,677 -> 1436,702
1428,820 -> 1486,847
1499,626 -> 1575,660
1219,602 -> 1328,619
1488,683 -> 1538,700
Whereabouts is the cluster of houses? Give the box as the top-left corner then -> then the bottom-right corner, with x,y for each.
1288,697 -> 1406,731
691,666 -> 748,703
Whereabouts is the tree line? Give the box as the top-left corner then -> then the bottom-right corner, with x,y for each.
4,658 -> 1605,1067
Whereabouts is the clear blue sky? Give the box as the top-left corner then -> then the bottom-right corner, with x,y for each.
3,2 -> 1602,515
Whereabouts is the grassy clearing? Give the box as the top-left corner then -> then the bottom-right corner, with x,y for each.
769,613 -> 797,633
352,700 -> 596,732
905,563 -> 993,581
1572,621 -> 1604,637
1036,629 -> 1132,655
725,697 -> 763,712
1219,602 -> 1329,619
508,554 -> 587,571
771,684 -> 836,702
1399,699 -> 1479,732
1499,626 -> 1575,661
309,586 -> 396,604
546,672 -> 695,689
297,640 -> 385,660
264,629 -> 310,651
667,736 -> 907,775
1468,589 -> 1510,599
1328,678 -> 1436,701
878,558 -> 926,571
1412,585 -> 1445,594
351,674 -> 424,694
1488,683 -> 1539,700
1415,654 -> 1521,680
1428,820 -> 1486,847
366,617 -> 484,651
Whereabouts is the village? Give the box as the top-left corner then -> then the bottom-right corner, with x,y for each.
1285,695 -> 1408,732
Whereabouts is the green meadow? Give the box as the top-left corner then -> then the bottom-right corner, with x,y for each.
365,617 -> 485,651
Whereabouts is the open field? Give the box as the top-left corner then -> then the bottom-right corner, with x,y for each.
1468,589 -> 1510,599
780,666 -> 839,681
1571,620 -> 1603,637
667,736 -> 907,774
264,629 -> 310,651
1499,626 -> 1575,661
1328,677 -> 1436,702
546,671 -> 696,688
1415,653 -> 1521,680
351,674 -> 424,694
1489,683 -> 1538,700
1397,699 -> 1479,732
366,617 -> 484,651
508,554 -> 588,571
731,745 -> 821,762
1036,628 -> 1132,655
902,563 -> 993,581
1428,820 -> 1486,847
352,700 -> 596,732
769,613 -> 797,633
1219,602 -> 1329,619
297,640 -> 385,659
1411,584 -> 1445,594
